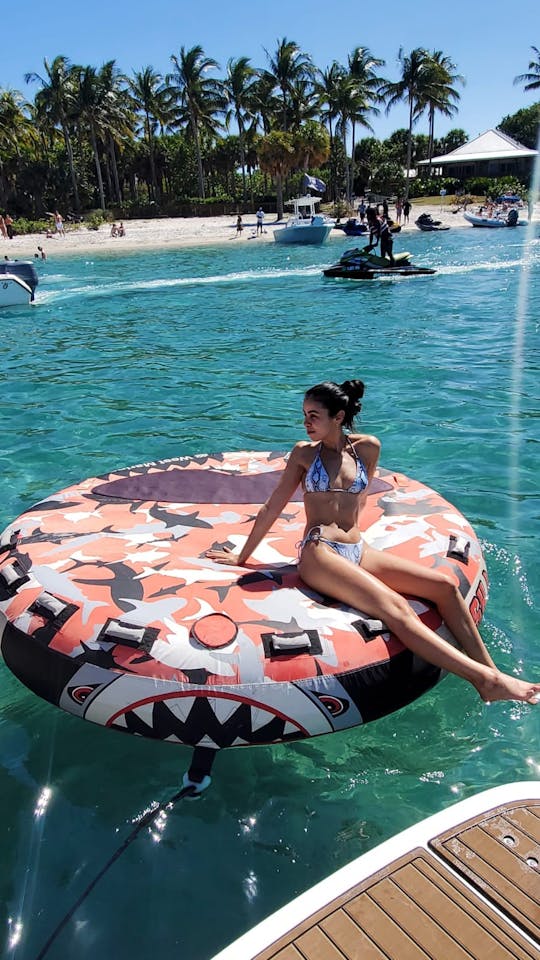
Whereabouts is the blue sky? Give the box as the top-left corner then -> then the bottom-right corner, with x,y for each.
3,0 -> 538,142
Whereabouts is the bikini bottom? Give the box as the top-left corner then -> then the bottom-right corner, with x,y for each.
298,525 -> 364,565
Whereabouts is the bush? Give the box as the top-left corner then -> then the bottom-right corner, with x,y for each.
464,175 -> 525,199
86,211 -> 106,230
7,218 -> 51,236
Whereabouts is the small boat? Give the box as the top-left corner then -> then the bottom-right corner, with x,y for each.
273,196 -> 333,245
463,208 -> 523,228
415,213 -> 450,232
0,260 -> 39,305
324,247 -> 436,280
0,274 -> 34,307
333,218 -> 369,237
210,781 -> 540,960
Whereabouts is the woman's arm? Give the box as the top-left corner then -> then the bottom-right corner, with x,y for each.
206,445 -> 306,566
353,434 -> 381,483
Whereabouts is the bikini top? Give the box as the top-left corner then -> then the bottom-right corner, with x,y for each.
304,437 -> 368,494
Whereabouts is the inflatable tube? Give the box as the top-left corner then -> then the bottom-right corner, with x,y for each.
0,452 -> 487,751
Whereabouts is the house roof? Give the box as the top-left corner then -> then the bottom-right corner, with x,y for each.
418,128 -> 538,165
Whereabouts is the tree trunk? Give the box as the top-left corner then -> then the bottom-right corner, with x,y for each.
405,95 -> 414,200
276,173 -> 284,220
90,124 -> 106,210
145,111 -> 159,202
109,135 -> 122,203
427,107 -> 435,176
61,119 -> 81,212
190,109 -> 205,199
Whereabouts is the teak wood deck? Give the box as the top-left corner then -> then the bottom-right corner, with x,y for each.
250,796 -> 540,960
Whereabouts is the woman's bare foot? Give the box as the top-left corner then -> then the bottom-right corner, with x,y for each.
475,668 -> 540,704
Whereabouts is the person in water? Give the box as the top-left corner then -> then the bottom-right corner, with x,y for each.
207,379 -> 540,706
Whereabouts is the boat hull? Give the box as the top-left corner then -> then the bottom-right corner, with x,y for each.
210,782 -> 540,960
0,275 -> 33,306
273,224 -> 332,245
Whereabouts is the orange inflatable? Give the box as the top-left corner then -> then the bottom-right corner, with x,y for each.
0,452 -> 487,755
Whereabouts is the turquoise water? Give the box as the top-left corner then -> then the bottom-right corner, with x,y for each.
1,225 -> 539,959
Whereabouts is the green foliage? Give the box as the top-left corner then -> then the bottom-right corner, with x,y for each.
498,103 -> 540,150
6,217 -> 51,235
463,175 -> 525,198
408,176 -> 458,198
86,211 -> 106,230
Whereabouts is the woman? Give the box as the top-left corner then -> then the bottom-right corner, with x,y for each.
207,380 -> 539,706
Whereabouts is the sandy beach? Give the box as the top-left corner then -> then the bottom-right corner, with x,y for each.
2,201 -> 536,260
1,201 -> 508,261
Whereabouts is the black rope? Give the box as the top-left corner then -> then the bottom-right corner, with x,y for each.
34,783 -> 198,960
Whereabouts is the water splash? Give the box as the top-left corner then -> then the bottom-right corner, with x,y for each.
509,124 -> 540,639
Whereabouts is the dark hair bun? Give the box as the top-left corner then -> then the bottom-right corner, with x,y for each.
340,379 -> 365,402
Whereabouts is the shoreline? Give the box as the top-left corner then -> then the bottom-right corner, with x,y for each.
1,201 -> 535,260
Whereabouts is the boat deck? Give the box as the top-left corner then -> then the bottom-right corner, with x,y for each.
245,795 -> 540,960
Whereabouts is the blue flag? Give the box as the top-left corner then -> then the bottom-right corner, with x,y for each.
303,174 -> 326,193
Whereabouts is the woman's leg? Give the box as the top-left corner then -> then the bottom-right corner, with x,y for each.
360,544 -> 496,668
298,543 -> 539,704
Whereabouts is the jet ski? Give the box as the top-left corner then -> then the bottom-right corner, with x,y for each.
333,218 -> 369,236
415,213 -> 450,232
323,247 -> 436,280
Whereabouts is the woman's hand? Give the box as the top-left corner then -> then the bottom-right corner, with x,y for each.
205,546 -> 244,566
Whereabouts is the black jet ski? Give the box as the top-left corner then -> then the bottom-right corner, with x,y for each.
323,247 -> 436,280
415,213 -> 449,232
334,218 -> 369,236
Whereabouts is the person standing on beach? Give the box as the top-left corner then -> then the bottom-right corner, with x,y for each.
4,214 -> 14,239
256,207 -> 265,235
236,214 -> 243,237
395,198 -> 403,224
0,215 -> 6,239
54,211 -> 65,237
403,200 -> 411,224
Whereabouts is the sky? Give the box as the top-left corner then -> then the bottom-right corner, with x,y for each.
2,0 -> 538,143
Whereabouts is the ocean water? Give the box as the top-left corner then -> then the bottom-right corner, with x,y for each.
1,223 -> 539,959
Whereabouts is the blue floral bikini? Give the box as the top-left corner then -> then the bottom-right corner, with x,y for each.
299,437 -> 368,564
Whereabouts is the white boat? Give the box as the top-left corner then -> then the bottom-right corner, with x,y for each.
273,195 -> 333,245
463,208 -> 523,228
211,781 -> 540,960
0,274 -> 34,306
0,260 -> 39,305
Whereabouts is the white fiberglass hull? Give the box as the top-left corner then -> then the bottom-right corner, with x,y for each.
0,275 -> 33,306
273,223 -> 332,245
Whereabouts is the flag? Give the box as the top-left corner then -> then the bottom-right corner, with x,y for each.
303,174 -> 326,193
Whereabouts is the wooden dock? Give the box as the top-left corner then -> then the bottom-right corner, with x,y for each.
211,783 -> 540,960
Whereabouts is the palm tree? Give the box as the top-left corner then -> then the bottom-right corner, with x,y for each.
98,60 -> 133,205
128,66 -> 170,201
72,65 -> 108,209
332,72 -> 375,202
379,47 -> 432,198
294,120 -> 330,172
168,45 -> 224,199
514,46 -> 540,91
347,47 -> 385,200
263,38 -> 315,131
25,55 -> 81,211
257,130 -> 296,218
0,89 -> 34,208
249,71 -> 280,135
314,62 -> 344,142
420,52 -> 464,173
223,56 -> 256,203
